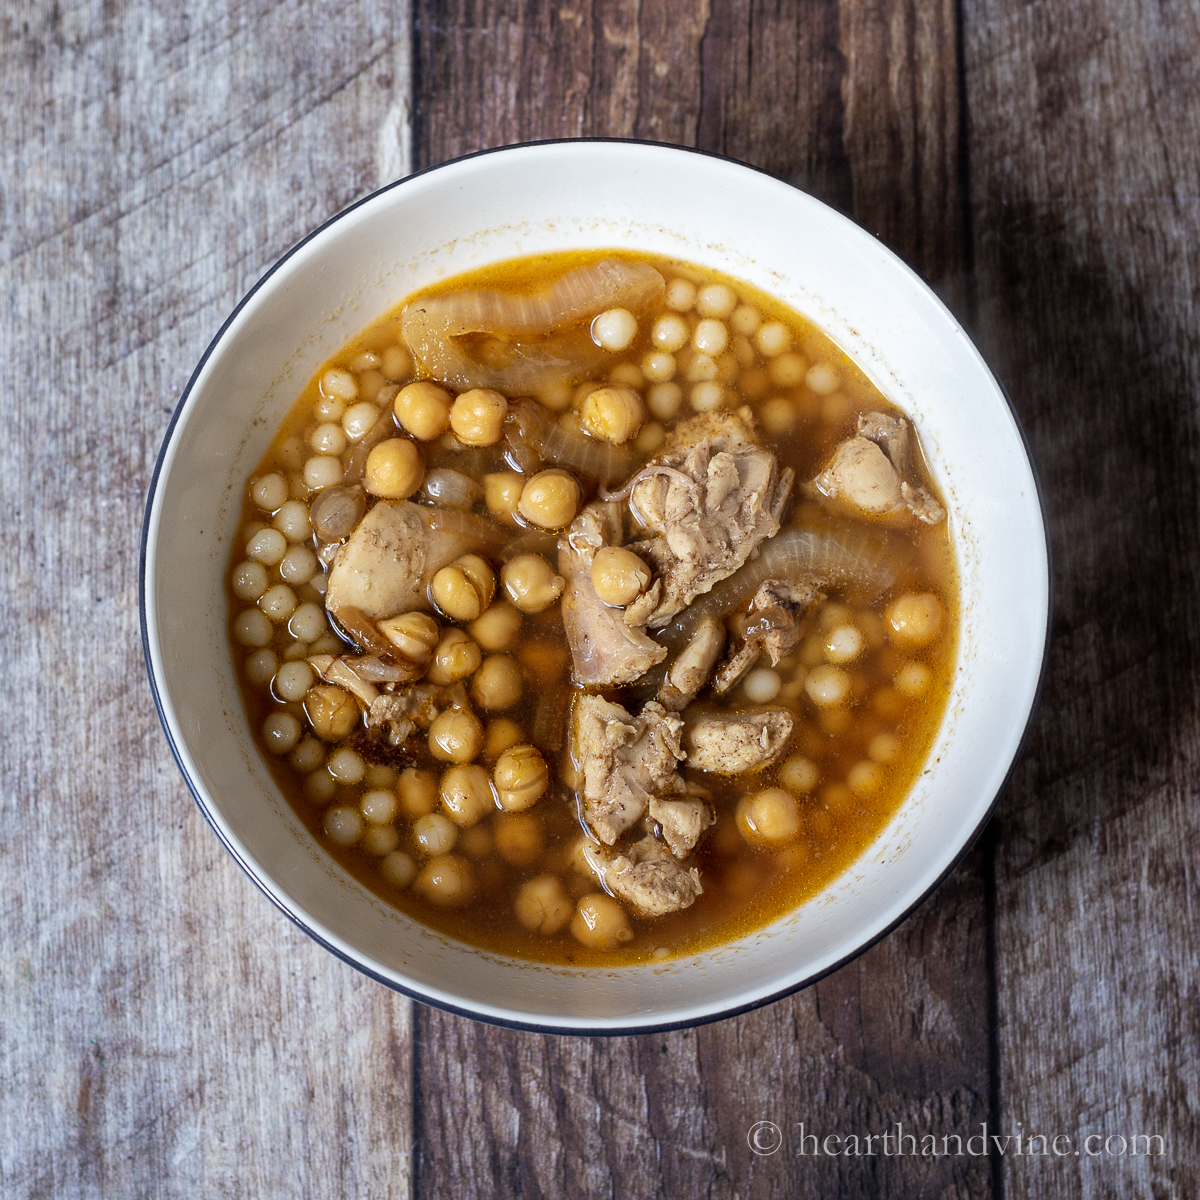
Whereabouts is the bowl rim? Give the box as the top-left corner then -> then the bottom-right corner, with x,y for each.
140,136 -> 1052,1035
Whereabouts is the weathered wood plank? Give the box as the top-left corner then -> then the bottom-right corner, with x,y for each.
964,0 -> 1200,1193
410,3 -> 992,1197
0,3 -> 415,1196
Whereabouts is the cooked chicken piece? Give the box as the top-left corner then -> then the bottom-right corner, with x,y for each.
683,709 -> 795,774
620,412 -> 793,628
367,684 -> 443,747
583,835 -> 703,917
569,694 -> 685,844
712,578 -> 822,694
647,796 -> 715,858
559,502 -> 668,687
658,617 -> 726,711
325,501 -> 483,620
812,412 -> 945,524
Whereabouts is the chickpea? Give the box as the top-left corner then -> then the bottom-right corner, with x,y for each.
449,388 -> 508,446
589,546 -> 651,608
634,422 -> 665,456
328,746 -> 365,784
501,554 -> 565,614
805,362 -> 841,395
778,755 -> 820,793
591,307 -> 638,351
458,824 -> 494,859
515,875 -> 573,935
231,560 -> 269,601
493,744 -> 548,811
414,812 -> 459,855
323,806 -> 363,846
304,684 -> 359,741
471,655 -> 524,711
754,321 -> 791,357
380,850 -> 418,888
251,472 -> 288,511
428,707 -> 484,763
804,664 -> 851,708
468,602 -> 522,652
413,854 -> 474,907
483,471 -> 525,526
321,367 -> 358,402
742,667 -> 781,704
365,438 -> 423,499
394,381 -> 452,440
360,789 -> 399,824
381,345 -> 412,381
647,381 -> 683,420
244,648 -> 278,687
768,352 -> 808,387
259,584 -> 297,622
895,661 -> 933,698
579,386 -> 645,445
279,544 -> 318,585
429,553 -> 495,622
305,769 -> 336,804
692,318 -> 729,356
398,767 -> 438,818
273,660 -> 314,703
425,628 -> 483,685
824,624 -> 864,664
494,812 -> 545,865
439,764 -> 494,827
651,313 -> 689,352
868,733 -> 901,763
847,761 -> 883,795
736,788 -> 801,847
485,718 -> 524,759
362,825 -> 400,856
696,283 -> 737,318
885,593 -> 943,647
262,712 -> 301,754
571,894 -> 633,950
377,611 -> 440,665
665,278 -> 696,311
289,736 -> 325,773
234,609 -> 272,647
518,469 -> 581,530
246,527 -> 287,566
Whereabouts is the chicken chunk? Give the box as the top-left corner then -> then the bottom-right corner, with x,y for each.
583,835 -> 703,917
569,694 -> 685,844
648,796 -> 715,858
367,684 -> 443,747
812,412 -> 945,524
325,501 -> 483,619
622,412 -> 793,627
683,709 -> 795,774
658,617 -> 725,711
559,502 -> 667,687
712,578 -> 822,694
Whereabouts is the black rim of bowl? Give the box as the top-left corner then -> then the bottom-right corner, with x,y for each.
140,137 -> 1053,1036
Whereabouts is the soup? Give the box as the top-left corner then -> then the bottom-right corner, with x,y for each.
227,252 -> 956,965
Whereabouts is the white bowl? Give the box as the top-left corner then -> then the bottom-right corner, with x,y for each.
142,140 -> 1048,1033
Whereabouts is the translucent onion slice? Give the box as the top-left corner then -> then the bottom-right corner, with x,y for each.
402,259 -> 665,394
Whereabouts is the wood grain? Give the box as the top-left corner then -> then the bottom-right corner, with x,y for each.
965,0 -> 1200,1193
410,4 -> 991,1198
0,3 -> 415,1197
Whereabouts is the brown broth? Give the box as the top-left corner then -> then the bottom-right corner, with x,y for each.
227,250 -> 958,966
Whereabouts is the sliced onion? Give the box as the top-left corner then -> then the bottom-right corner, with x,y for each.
661,526 -> 897,646
504,399 -> 637,483
402,259 -> 664,394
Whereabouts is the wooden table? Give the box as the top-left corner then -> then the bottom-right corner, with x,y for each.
4,1 -> 1195,1196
